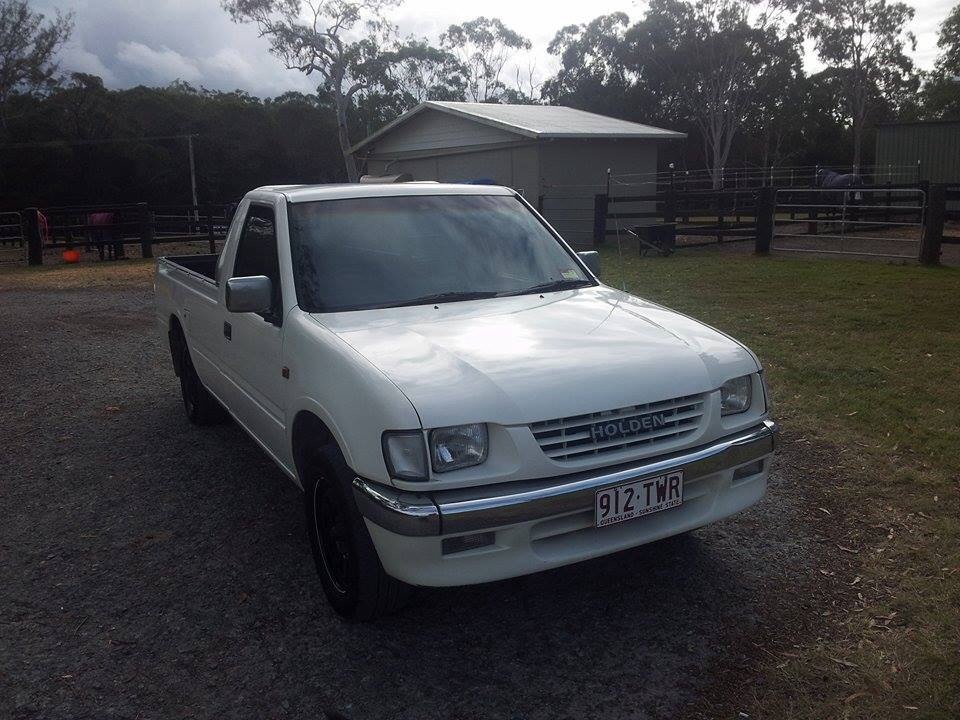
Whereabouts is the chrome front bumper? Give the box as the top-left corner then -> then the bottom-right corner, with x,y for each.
352,420 -> 779,538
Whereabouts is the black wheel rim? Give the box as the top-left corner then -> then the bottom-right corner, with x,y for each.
313,478 -> 352,595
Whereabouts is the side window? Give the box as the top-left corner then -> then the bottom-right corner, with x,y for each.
232,204 -> 282,321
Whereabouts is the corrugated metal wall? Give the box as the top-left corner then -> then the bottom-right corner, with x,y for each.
539,140 -> 658,248
875,122 -> 960,183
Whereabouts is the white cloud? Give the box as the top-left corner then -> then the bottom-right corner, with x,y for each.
201,47 -> 315,94
116,41 -> 203,82
31,0 -> 958,98
57,43 -> 118,84
204,47 -> 253,77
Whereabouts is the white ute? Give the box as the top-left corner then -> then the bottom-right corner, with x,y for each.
156,182 -> 778,619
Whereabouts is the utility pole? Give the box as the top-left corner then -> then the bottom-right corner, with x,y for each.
188,134 -> 198,207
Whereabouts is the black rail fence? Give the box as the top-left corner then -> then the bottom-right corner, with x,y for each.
19,202 -> 236,265
551,181 -> 953,264
0,211 -> 24,246
606,163 -> 924,194
945,184 -> 960,245
596,188 -> 761,251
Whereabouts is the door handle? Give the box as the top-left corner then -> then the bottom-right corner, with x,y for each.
223,321 -> 232,341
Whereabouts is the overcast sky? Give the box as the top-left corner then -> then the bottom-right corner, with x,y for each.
34,0 -> 952,100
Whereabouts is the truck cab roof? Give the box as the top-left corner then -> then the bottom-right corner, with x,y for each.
250,183 -> 516,204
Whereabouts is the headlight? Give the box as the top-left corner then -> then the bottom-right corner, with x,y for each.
720,375 -> 753,415
430,423 -> 488,473
382,431 -> 428,481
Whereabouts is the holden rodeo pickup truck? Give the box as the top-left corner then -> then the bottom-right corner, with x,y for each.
156,182 -> 777,620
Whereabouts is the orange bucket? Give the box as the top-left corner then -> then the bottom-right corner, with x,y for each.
62,249 -> 80,264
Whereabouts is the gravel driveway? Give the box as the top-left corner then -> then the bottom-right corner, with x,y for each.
1,285 -> 822,720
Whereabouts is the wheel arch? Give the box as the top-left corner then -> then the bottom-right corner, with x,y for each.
167,313 -> 186,376
291,409 -> 344,488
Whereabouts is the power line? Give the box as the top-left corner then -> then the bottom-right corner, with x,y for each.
0,134 -> 198,150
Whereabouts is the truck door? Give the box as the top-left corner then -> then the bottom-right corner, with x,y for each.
221,202 -> 287,459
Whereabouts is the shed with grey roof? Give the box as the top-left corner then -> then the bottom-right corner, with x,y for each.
351,102 -> 684,246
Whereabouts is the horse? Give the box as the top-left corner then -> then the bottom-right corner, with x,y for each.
816,169 -> 865,225
87,211 -> 124,260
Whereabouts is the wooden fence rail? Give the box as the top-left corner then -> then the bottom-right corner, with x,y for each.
584,182 -> 948,264
22,202 -> 235,265
592,188 -> 761,246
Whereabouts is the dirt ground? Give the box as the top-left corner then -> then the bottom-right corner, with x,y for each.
1,275 -> 846,719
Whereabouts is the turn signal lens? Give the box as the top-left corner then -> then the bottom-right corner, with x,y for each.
382,431 -> 428,481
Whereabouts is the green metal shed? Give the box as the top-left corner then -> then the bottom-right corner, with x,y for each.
875,120 -> 960,184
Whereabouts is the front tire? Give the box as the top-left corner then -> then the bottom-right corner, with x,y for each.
303,445 -> 410,620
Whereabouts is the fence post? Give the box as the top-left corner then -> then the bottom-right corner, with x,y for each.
24,208 -> 43,266
139,202 -> 154,259
205,204 -> 215,253
919,184 -> 944,266
716,193 -> 724,244
807,192 -> 818,236
593,193 -> 609,245
663,186 -> 677,226
755,186 -> 776,255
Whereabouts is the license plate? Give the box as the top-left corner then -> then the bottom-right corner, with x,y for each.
595,470 -> 684,528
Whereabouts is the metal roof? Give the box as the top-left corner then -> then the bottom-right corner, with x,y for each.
351,101 -> 685,154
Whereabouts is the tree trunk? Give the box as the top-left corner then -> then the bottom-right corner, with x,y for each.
851,118 -> 863,175
334,93 -> 359,183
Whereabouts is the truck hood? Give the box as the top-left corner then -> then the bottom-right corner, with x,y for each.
310,286 -> 759,428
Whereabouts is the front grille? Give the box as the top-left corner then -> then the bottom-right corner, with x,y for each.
530,393 -> 705,462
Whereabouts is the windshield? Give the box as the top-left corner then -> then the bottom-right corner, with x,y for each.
288,194 -> 593,312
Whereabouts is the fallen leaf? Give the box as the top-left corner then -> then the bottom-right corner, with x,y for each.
104,406 -> 121,412
830,657 -> 858,668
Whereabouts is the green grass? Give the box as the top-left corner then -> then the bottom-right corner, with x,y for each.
3,251 -> 957,715
599,247 -> 960,719
0,257 -> 155,290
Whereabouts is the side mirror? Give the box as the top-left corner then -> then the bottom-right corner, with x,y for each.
578,251 -> 601,277
226,275 -> 273,314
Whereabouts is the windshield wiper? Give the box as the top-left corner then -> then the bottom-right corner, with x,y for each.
498,278 -> 594,297
374,290 -> 501,309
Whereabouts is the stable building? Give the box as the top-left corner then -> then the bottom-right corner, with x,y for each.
351,101 -> 684,246
875,120 -> 960,184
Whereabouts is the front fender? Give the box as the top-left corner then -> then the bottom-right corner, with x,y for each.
283,311 -> 421,485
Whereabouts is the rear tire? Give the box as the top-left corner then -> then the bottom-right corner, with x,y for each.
169,323 -> 227,426
303,445 -> 410,621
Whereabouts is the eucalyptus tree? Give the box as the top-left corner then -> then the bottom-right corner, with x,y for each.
0,0 -> 72,134
440,17 -> 532,103
543,13 -> 637,117
222,0 -> 401,182
800,0 -> 918,171
383,39 -> 466,105
922,2 -> 960,118
625,0 -> 803,187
